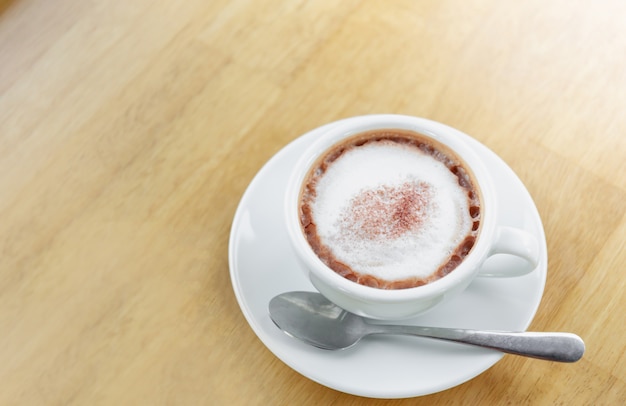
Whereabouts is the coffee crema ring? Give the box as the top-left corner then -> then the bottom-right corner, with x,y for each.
300,129 -> 481,289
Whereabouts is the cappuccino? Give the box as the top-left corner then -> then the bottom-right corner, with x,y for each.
299,129 -> 481,289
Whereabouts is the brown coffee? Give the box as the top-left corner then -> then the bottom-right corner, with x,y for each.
299,129 -> 481,289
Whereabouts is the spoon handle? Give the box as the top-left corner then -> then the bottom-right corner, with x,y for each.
372,325 -> 585,362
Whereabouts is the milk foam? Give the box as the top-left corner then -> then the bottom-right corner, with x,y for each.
310,140 -> 473,282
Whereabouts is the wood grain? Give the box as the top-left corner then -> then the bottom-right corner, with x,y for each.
1,0 -> 625,404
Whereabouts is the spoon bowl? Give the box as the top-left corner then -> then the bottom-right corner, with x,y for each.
269,291 -> 585,362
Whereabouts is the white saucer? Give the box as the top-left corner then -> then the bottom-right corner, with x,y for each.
228,119 -> 547,399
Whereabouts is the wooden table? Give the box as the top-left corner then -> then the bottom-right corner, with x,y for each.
1,0 -> 625,404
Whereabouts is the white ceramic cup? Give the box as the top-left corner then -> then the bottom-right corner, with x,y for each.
285,115 -> 539,320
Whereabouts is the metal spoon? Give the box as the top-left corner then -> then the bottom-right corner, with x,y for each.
269,291 -> 585,362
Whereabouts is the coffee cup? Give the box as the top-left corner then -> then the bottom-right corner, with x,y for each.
285,114 -> 539,320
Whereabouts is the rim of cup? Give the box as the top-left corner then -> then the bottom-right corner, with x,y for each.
285,114 -> 497,304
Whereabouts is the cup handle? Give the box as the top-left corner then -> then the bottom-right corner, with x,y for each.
478,226 -> 541,277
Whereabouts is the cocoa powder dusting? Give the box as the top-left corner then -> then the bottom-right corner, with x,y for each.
341,181 -> 432,241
